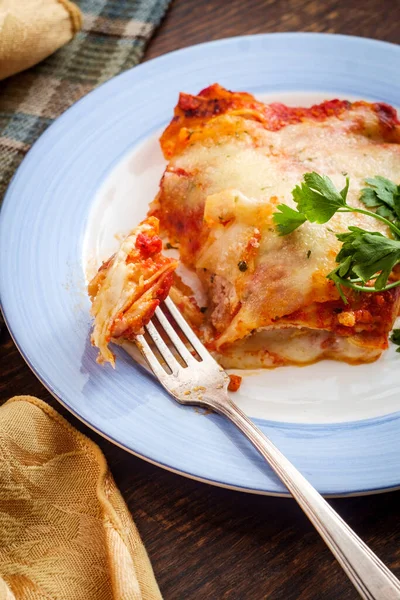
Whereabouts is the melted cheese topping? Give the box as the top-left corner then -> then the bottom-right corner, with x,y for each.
154,101 -> 400,366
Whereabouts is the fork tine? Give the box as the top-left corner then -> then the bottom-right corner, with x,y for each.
164,297 -> 214,360
144,321 -> 181,373
155,306 -> 195,364
135,334 -> 171,380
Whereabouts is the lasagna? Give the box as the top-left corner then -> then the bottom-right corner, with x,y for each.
88,217 -> 177,365
148,84 -> 400,368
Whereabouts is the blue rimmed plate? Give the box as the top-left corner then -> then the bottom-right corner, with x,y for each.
1,33 -> 400,496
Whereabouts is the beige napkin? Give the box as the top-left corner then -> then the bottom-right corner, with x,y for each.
0,0 -> 82,81
0,396 -> 163,600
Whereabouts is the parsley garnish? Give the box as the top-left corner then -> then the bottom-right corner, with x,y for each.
360,177 -> 400,238
327,227 -> 400,300
274,172 -> 348,234
390,329 -> 400,352
291,172 -> 349,223
273,172 -> 400,302
273,204 -> 306,235
391,329 -> 400,344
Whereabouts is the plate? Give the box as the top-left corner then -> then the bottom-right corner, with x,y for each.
1,33 -> 400,496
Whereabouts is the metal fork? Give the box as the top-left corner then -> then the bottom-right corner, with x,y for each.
135,297 -> 400,600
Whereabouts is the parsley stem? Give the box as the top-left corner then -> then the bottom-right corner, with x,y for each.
338,207 -> 400,238
336,277 -> 400,293
349,276 -> 378,283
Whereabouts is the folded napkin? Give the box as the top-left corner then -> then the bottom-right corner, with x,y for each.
0,396 -> 162,600
0,0 -> 83,81
0,0 -> 171,201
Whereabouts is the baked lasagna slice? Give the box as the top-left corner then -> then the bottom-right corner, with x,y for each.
88,217 -> 178,366
150,84 -> 400,368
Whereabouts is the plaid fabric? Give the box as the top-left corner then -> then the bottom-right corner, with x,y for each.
0,0 -> 171,203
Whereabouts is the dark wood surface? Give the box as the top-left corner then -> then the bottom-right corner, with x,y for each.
1,1 -> 400,598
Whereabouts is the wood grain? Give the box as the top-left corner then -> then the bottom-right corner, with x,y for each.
145,0 -> 400,61
1,1 -> 400,598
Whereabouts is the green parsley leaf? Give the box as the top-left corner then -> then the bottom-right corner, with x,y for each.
273,204 -> 306,235
360,177 -> 400,238
390,329 -> 400,352
273,173 -> 350,236
360,187 -> 381,208
364,176 -> 398,207
332,226 -> 400,290
292,172 -> 348,224
340,176 -> 350,202
390,329 -> 400,345
376,205 -> 395,219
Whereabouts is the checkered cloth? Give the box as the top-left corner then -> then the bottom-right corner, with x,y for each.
0,0 -> 171,203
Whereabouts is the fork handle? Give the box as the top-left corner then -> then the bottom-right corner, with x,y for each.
214,397 -> 400,600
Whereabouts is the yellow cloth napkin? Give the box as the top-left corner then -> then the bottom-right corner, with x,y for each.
0,0 -> 82,81
0,396 -> 163,600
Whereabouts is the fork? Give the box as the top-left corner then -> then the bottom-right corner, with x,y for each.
135,297 -> 400,600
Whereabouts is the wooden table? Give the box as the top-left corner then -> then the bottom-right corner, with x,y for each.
1,1 -> 400,598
